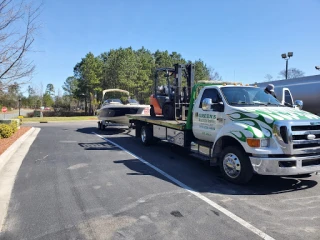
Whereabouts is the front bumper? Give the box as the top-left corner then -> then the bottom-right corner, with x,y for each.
250,154 -> 320,176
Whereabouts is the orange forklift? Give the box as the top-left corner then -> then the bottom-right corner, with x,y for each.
149,63 -> 195,120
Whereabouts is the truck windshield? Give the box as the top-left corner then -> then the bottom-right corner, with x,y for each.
220,87 -> 281,106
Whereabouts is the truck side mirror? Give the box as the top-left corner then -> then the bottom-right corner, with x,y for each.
294,100 -> 303,110
202,98 -> 212,111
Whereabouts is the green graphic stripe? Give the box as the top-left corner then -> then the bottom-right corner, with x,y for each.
231,131 -> 247,142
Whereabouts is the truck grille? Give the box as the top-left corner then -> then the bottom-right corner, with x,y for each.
291,124 -> 320,152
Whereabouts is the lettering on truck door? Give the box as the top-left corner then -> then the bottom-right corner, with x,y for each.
193,88 -> 224,142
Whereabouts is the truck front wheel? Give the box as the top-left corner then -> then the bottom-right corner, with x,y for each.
219,146 -> 253,184
141,126 -> 153,146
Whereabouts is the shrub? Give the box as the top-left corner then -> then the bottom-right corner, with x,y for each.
27,112 -> 34,117
18,115 -> 23,124
10,121 -> 18,133
0,124 -> 14,138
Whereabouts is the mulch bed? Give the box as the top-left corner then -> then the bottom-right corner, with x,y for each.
0,126 -> 32,155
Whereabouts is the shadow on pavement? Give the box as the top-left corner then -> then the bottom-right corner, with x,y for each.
78,125 -> 319,196
112,154 -> 318,196
76,126 -> 131,136
114,159 -> 173,183
167,143 -> 319,195
101,135 -> 318,196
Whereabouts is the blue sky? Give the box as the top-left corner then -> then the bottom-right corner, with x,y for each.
27,0 -> 320,94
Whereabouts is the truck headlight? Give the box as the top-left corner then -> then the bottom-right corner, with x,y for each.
260,138 -> 270,147
246,138 -> 270,148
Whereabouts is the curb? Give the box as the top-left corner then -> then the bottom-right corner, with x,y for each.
0,127 -> 36,173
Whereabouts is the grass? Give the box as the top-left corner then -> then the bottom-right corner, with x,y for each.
22,116 -> 98,122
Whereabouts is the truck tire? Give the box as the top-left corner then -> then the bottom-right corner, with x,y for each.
219,146 -> 253,184
150,106 -> 156,117
141,126 -> 153,146
162,104 -> 174,120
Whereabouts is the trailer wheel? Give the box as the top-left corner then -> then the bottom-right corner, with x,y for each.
98,121 -> 104,130
99,121 -> 106,130
150,106 -> 156,117
219,146 -> 253,184
140,126 -> 153,146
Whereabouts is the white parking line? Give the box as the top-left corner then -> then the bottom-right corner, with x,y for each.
93,132 -> 275,240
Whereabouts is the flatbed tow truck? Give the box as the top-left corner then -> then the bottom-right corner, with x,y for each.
126,64 -> 320,184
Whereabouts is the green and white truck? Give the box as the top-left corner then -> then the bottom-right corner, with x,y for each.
129,81 -> 320,184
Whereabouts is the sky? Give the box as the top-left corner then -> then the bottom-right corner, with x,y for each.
26,0 -> 320,94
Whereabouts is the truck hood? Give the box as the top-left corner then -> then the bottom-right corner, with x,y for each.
226,106 -> 320,140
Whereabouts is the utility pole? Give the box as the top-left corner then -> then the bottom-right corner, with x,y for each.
281,52 -> 293,79
18,97 -> 21,116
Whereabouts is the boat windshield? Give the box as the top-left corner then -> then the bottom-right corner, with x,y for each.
127,99 -> 139,104
103,99 -> 123,105
220,87 -> 281,106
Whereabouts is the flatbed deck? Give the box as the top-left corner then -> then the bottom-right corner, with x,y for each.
127,114 -> 186,130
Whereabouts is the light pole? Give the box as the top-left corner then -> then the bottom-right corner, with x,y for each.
316,66 -> 320,71
18,97 -> 21,116
281,52 -> 293,79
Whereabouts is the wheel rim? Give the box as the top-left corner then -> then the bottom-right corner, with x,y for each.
223,153 -> 241,178
141,128 -> 146,143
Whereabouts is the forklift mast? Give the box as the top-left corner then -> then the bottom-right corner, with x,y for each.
174,63 -> 195,120
154,67 -> 175,99
152,63 -> 195,121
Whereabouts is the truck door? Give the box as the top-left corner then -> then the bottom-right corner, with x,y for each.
193,88 -> 224,142
282,87 -> 294,106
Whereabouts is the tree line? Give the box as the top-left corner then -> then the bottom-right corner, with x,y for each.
62,47 -> 222,115
264,68 -> 305,82
0,82 -> 68,111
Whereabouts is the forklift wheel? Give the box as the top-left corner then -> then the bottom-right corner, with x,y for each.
162,104 -> 174,120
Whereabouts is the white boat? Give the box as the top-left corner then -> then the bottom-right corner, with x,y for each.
96,89 -> 150,127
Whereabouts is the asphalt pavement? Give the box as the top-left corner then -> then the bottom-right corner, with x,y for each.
1,121 -> 320,240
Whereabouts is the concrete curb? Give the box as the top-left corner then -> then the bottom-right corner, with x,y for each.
0,127 -> 36,173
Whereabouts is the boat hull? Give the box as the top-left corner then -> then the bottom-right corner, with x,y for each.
97,105 -> 150,125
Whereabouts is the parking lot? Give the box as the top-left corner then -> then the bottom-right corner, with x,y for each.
1,121 -> 320,240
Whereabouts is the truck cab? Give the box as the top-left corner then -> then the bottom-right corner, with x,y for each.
191,84 -> 320,183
